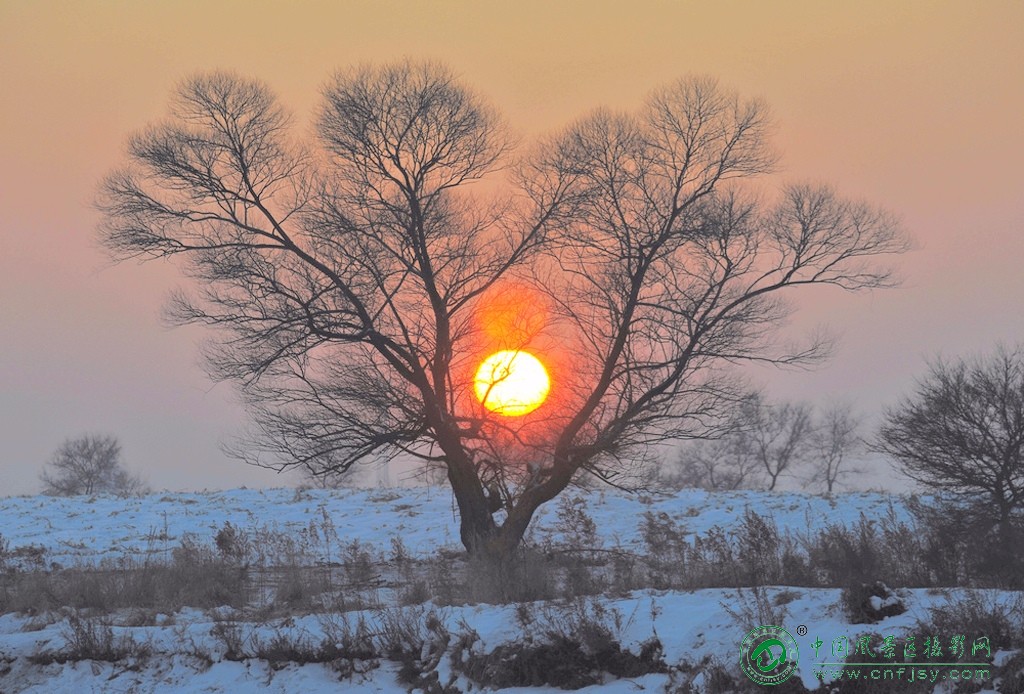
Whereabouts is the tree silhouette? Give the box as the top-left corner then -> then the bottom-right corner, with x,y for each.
665,395 -> 824,492
99,62 -> 906,555
40,434 -> 147,496
810,403 -> 863,494
877,345 -> 1024,535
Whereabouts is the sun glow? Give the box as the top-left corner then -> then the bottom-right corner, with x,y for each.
473,350 -> 550,416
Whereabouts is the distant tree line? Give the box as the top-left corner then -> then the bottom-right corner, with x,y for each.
660,394 -> 863,495
661,343 -> 1024,574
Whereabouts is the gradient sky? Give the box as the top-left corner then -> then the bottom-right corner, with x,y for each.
2,1 -> 1022,495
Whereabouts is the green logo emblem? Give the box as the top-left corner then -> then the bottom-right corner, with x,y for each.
740,625 -> 799,686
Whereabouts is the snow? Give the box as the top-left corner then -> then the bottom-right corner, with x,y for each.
3,587 -> 1015,692
0,487 -> 1018,692
868,594 -> 903,612
0,486 -> 914,566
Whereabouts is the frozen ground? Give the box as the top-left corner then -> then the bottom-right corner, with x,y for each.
1,587 -> 1015,693
0,487 -> 1017,692
0,486 -> 914,566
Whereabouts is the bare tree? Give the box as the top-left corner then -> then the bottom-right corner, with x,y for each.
98,63 -> 906,556
876,345 -> 1024,537
664,394 -> 816,492
744,395 -> 814,491
40,434 -> 148,496
809,403 -> 863,494
668,436 -> 763,491
664,399 -> 765,490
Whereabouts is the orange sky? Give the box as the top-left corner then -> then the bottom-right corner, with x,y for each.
2,1 -> 1022,494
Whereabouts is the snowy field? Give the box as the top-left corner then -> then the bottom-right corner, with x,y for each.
1,487 -> 1019,693
3,587 -> 1018,693
0,486 -> 913,566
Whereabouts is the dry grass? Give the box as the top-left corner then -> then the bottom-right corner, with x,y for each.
3,494 -> 1022,622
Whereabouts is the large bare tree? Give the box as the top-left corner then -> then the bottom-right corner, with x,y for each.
99,62 -> 906,556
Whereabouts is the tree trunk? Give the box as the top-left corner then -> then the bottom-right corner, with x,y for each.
487,461 -> 577,558
448,479 -> 533,558
440,413 -> 578,557
444,456 -> 499,555
996,498 -> 1014,547
448,467 -> 575,558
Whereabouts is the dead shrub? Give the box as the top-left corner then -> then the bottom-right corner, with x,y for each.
554,494 -> 601,550
209,616 -> 248,661
0,540 -> 248,615
214,521 -> 249,564
30,612 -> 150,664
639,511 -> 688,588
454,597 -> 665,689
915,590 -> 1024,653
374,606 -> 450,685
722,586 -> 789,632
840,581 -> 907,624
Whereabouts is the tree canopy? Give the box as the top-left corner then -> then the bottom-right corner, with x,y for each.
99,62 -> 907,555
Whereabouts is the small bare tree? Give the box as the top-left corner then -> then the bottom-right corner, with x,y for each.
98,62 -> 906,556
744,395 -> 814,491
876,345 -> 1024,536
664,401 -> 764,490
40,434 -> 148,496
668,437 -> 763,491
809,403 -> 863,494
666,394 -> 816,491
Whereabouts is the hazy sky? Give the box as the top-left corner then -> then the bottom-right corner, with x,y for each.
2,1 -> 1022,495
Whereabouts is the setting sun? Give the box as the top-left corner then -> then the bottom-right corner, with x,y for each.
473,350 -> 550,416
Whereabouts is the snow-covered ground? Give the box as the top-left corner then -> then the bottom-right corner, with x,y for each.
0,486 -> 912,566
1,587 -> 1016,693
0,487 -> 1018,693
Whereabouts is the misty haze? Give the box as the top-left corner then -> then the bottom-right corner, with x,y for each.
1,2 -> 1022,692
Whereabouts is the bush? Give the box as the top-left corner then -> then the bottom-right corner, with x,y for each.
722,586 -> 789,633
374,606 -> 450,685
1,536 -> 248,615
250,628 -> 341,671
668,655 -> 813,693
214,521 -> 249,563
994,651 -> 1024,694
554,494 -> 600,549
454,598 -> 666,688
209,617 -> 248,661
916,590 -> 1024,653
840,581 -> 907,624
633,500 -> 1024,594
908,497 -> 1024,588
639,511 -> 688,587
30,613 -> 150,664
